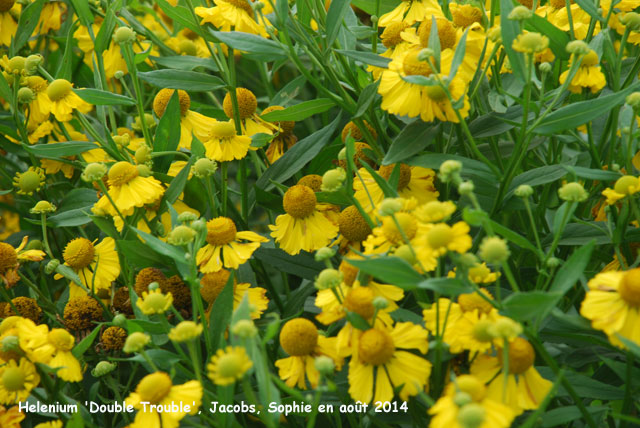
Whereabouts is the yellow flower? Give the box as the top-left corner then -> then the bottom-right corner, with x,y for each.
601,175 -> 640,205
348,322 -> 431,403
512,32 -> 549,54
35,421 -> 63,428
55,237 -> 120,297
16,318 -> 83,382
207,346 -> 253,385
0,358 -> 40,405
197,217 -> 267,272
559,49 -> 606,93
420,221 -> 473,255
125,372 -> 202,428
25,76 -> 52,124
470,338 -> 552,415
429,375 -> 516,428
269,185 -> 339,255
93,161 -> 165,217
12,167 -> 45,195
36,1 -> 66,33
201,269 -> 269,319
378,0 -> 443,27
169,321 -> 203,342
46,79 -> 92,122
195,0 -> 272,37
414,200 -> 456,223
0,404 -> 24,428
580,268 -> 640,347
222,88 -> 277,136
136,289 -> 174,315
0,1 -> 19,47
448,262 -> 500,284
204,120 -> 252,161
275,318 -> 342,389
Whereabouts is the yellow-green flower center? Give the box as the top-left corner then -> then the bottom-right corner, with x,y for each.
344,287 -> 375,319
137,372 -> 172,403
206,217 -> 237,246
382,213 -> 418,243
455,375 -> 486,402
178,39 -> 198,56
619,268 -> 640,306
426,223 -> 455,249
425,84 -> 448,101
472,319 -> 494,342
209,121 -> 237,139
358,328 -> 395,365
63,238 -> 95,270
18,171 -> 42,193
144,292 -> 170,311
2,367 -> 25,391
503,337 -> 535,374
580,50 -> 599,67
216,353 -> 243,378
403,50 -> 433,77
48,329 -> 75,351
614,175 -> 639,195
283,185 -> 317,219
108,162 -> 139,186
280,318 -> 318,356
0,243 -> 17,272
223,0 -> 253,14
46,79 -> 72,102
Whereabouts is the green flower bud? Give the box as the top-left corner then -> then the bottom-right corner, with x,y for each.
24,54 -> 42,75
321,168 -> 346,192
114,70 -> 125,79
338,147 -> 347,161
136,164 -> 152,177
558,182 -> 588,202
135,145 -> 151,164
148,281 -> 160,291
457,403 -> 486,428
514,184 -> 533,198
112,313 -> 127,327
418,48 -> 435,61
394,244 -> 416,265
439,160 -> 462,183
314,355 -> 335,375
372,296 -> 389,310
30,200 -> 56,214
231,319 -> 258,338
45,259 -> 60,274
458,180 -> 474,196
478,236 -> 510,264
378,198 -> 403,216
453,391 -> 473,407
193,157 -> 217,178
626,92 -> 640,111
539,62 -> 552,73
546,257 -> 561,268
566,40 -> 590,56
191,218 -> 207,233
123,332 -> 150,353
508,5 -> 532,20
314,247 -> 336,262
113,26 -> 136,44
133,113 -> 156,131
92,361 -> 117,377
8,56 -> 26,74
82,162 -> 107,182
620,12 -> 640,31
167,225 -> 196,246
17,87 -> 35,104
25,240 -> 43,251
1,335 -> 20,353
178,211 -> 198,224
315,268 -> 343,290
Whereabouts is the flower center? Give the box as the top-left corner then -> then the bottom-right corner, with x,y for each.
458,290 -> 493,314
614,175 -> 639,195
46,79 -> 72,102
206,217 -> 238,246
472,319 -> 494,342
381,22 -> 408,48
515,32 -> 548,54
48,329 -> 75,351
178,39 -> 198,56
0,0 -> 15,12
581,50 -> 599,67
619,268 -> 640,306
338,205 -> 372,242
455,375 -> 486,402
0,243 -> 17,272
426,223 -> 455,250
358,328 -> 395,366
425,84 -> 448,101
153,89 -> 191,117
381,213 -> 418,243
452,4 -> 483,28
201,269 -> 232,303
137,372 -> 173,404
18,170 -> 42,193
344,287 -> 375,319
223,88 -> 257,120
378,163 -> 412,190
2,367 -> 25,391
403,50 -> 434,77
283,185 -> 317,219
549,0 -> 569,8
339,260 -> 359,287
297,175 -> 323,192
209,121 -> 237,139
216,353 -> 243,378
280,318 -> 318,356
144,291 -> 171,311
504,337 -> 535,374
418,17 -> 457,50
223,0 -> 254,14
108,162 -> 139,186
27,76 -> 48,93
262,106 -> 296,135
63,238 -> 96,270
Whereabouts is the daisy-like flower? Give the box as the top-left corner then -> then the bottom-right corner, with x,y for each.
378,0 -> 443,27
0,0 -> 19,47
24,76 -> 52,124
165,29 -> 210,57
262,105 -> 298,163
201,269 -> 269,319
34,421 -> 63,428
512,32 -> 549,55
601,175 -> 640,205
93,161 -> 165,217
222,88 -> 276,136
368,22 -> 412,80
348,322 -> 431,403
12,167 -> 45,195
55,237 -> 121,297
125,372 -> 202,428
195,0 -> 271,37
415,221 -> 473,269
0,237 -> 46,288
0,358 -> 40,405
275,318 -> 342,389
269,185 -> 339,255
168,321 -> 203,342
448,262 -> 500,284
136,289 -> 174,315
363,210 -> 421,254
46,79 -> 92,122
538,1 -> 597,41
580,268 -> 640,347
0,405 -> 24,428
429,375 -> 515,428
207,346 -> 253,386
204,120 -> 252,161
470,338 -> 552,415
36,1 -> 66,34
16,319 -> 83,382
559,49 -> 606,93
450,3 -> 484,28
197,217 -> 268,272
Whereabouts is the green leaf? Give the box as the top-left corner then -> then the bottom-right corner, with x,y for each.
535,83 -> 640,134
160,156 -> 195,207
155,0 -> 202,35
0,70 -> 10,103
254,114 -> 341,190
541,405 -> 609,428
350,0 -> 399,15
48,209 -> 92,227
23,142 -> 99,158
253,248 -> 324,280
500,0 -> 526,82
508,165 -> 567,196
271,75 -> 307,106
359,160 -> 397,198
74,89 -> 136,106
125,319 -> 168,335
346,257 -> 424,290
210,31 -> 287,61
153,91 -> 182,172
127,349 -> 183,371
260,99 -> 335,122
138,70 -> 226,92
574,0 -> 605,23
57,20 -> 77,81
354,80 -> 380,118
449,27 -> 468,80
489,219 -> 542,255
116,240 -> 167,269
69,0 -> 94,27
525,15 -> 570,60
336,50 -> 392,68
150,55 -> 219,71
13,0 -> 45,52
502,291 -> 562,322
326,0 -> 351,48
427,15 -> 441,71
133,228 -> 190,278
72,325 -> 102,358
383,122 -> 438,164
94,1 -> 121,54
418,277 -> 473,296
548,241 -> 594,295
210,271 -> 235,350
562,165 -> 621,181
346,312 -> 371,330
